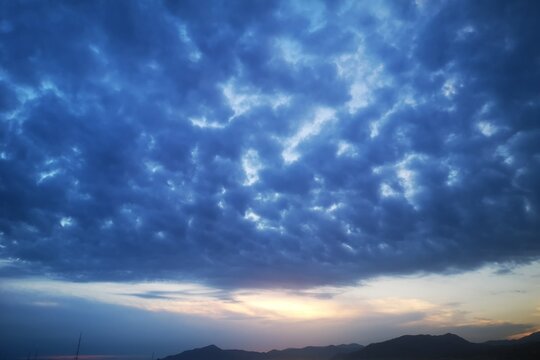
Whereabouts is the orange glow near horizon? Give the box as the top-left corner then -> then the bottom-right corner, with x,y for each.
2,261 -> 539,342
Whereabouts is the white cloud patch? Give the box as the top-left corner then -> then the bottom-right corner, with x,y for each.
341,243 -> 356,254
37,169 -> 61,184
177,24 -> 202,62
221,80 -> 290,120
477,121 -> 498,137
395,154 -> 426,208
334,44 -> 388,114
242,149 -> 263,186
274,37 -> 310,66
380,183 -> 397,197
282,107 -> 336,164
446,167 -> 460,186
337,141 -> 356,157
244,209 -> 261,223
144,160 -> 163,174
442,76 -> 464,99
189,116 -> 226,129
369,120 -> 380,139
60,217 -> 73,228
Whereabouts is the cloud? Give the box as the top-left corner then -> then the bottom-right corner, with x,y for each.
0,0 -> 539,289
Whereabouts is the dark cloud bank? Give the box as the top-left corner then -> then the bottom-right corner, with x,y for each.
0,0 -> 539,289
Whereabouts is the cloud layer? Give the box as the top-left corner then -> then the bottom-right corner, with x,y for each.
1,0 -> 539,288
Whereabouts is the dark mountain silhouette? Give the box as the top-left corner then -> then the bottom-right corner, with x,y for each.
267,344 -> 363,360
160,344 -> 263,360
338,332 -> 540,359
159,331 -> 540,360
484,331 -> 540,346
337,333 -> 479,359
518,331 -> 540,344
159,343 -> 363,360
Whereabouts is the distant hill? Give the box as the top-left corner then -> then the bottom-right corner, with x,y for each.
518,331 -> 540,344
337,333 -> 479,359
338,332 -> 540,359
484,331 -> 540,346
267,344 -> 363,360
160,345 -> 263,360
159,343 -> 363,360
159,331 -> 540,360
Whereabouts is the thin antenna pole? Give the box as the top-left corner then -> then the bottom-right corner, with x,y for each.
74,333 -> 82,360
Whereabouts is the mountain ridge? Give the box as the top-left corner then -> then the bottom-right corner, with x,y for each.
484,331 -> 540,346
159,331 -> 540,360
337,332 -> 540,360
337,333 -> 478,359
159,343 -> 363,360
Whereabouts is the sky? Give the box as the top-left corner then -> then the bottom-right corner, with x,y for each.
1,0 -> 540,359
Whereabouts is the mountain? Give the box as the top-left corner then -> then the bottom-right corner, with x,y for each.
160,345 -> 264,360
338,332 -> 540,359
267,344 -> 363,360
159,331 -> 540,360
159,343 -> 363,360
337,333 -> 480,359
518,331 -> 540,344
484,331 -> 540,346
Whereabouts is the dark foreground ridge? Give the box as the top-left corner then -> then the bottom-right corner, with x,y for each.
159,332 -> 540,360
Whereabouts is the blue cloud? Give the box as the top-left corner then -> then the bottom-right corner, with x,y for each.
0,0 -> 539,288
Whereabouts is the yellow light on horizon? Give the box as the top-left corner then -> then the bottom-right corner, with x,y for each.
234,292 -> 346,320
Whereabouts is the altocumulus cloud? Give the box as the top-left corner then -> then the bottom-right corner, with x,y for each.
0,0 -> 539,289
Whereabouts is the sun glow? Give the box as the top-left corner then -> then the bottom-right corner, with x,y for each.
233,291 -> 354,320
2,261 -> 539,331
